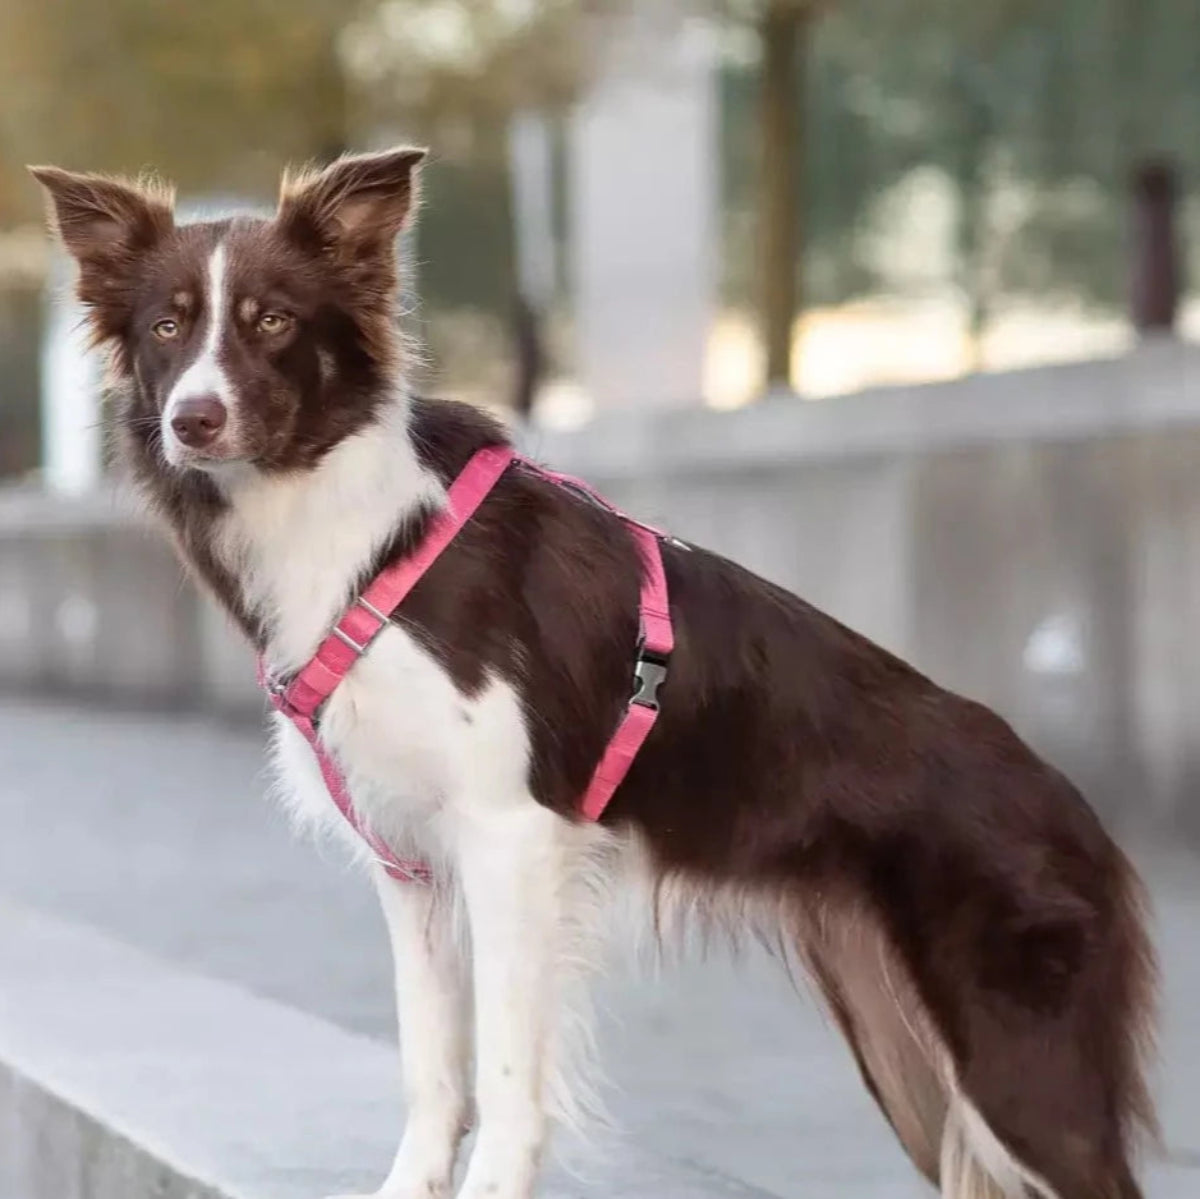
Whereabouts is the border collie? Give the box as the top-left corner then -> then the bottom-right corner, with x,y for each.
33,149 -> 1156,1199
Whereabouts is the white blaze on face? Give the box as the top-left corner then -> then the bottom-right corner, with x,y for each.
162,240 -> 236,461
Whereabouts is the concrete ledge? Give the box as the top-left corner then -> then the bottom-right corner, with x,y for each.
0,900 -> 779,1199
528,340 -> 1200,479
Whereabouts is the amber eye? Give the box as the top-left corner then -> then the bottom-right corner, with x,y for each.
152,318 -> 180,341
257,312 -> 291,335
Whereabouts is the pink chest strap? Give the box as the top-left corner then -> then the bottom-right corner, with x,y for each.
260,445 -> 673,883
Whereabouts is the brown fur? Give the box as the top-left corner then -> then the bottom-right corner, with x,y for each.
33,151 -> 1158,1198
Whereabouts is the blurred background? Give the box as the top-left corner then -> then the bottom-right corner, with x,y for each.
1,2 -> 1199,1197
3,0 -> 1200,441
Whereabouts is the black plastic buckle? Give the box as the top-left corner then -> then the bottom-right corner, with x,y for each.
632,648 -> 670,711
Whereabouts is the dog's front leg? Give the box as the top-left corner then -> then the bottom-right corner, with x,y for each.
332,865 -> 471,1199
454,802 -> 568,1199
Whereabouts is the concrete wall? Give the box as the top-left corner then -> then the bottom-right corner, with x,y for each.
0,489 -> 212,709
2,341 -> 1198,837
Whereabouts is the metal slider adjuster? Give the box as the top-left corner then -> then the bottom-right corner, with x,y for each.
263,668 -> 296,712
331,596 -> 392,655
631,646 -> 670,711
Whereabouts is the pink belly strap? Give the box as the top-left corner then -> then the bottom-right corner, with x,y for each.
259,445 -> 673,883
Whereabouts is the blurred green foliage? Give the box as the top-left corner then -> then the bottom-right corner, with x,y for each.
2,0 -> 1198,320
774,0 -> 1200,313
0,0 -> 350,214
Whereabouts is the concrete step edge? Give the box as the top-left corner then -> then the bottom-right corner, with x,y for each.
0,898 -> 778,1199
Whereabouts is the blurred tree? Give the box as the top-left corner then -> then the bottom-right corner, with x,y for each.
346,0 -> 839,393
811,0 -> 1047,364
344,0 -> 816,399
712,0 -> 1200,373
752,0 -> 830,390
999,0 -> 1200,313
824,0 -> 1200,334
336,0 -> 594,406
339,0 -> 597,142
0,0 -> 351,222
5,0 -> 1200,392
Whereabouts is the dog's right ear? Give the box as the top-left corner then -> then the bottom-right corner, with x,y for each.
29,167 -> 175,347
29,166 -> 174,270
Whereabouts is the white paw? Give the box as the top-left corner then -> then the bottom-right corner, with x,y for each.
325,1188 -> 445,1199
325,1180 -> 449,1199
455,1140 -> 539,1199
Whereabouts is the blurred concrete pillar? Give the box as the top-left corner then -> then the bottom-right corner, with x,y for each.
569,7 -> 718,410
510,111 -> 558,312
41,252 -> 103,495
1130,159 -> 1181,336
508,110 -> 557,418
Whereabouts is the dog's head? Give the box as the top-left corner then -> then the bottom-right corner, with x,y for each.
32,149 -> 425,474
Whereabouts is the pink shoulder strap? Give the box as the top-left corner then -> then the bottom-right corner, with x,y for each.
276,444 -> 517,723
261,445 -> 673,882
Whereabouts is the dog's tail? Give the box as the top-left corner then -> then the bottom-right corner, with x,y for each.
787,846 -> 1157,1199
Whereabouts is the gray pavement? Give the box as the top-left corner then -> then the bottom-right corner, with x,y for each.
0,697 -> 1197,1196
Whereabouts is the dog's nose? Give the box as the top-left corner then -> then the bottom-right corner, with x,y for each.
171,395 -> 227,449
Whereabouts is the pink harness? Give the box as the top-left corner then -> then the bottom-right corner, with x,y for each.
260,445 -> 673,884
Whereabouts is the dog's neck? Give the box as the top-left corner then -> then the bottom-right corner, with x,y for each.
206,394 -> 444,672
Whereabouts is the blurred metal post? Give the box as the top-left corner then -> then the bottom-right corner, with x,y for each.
41,251 -> 103,494
508,110 -> 557,419
1130,159 -> 1181,337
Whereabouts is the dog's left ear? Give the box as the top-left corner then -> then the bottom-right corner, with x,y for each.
278,147 -> 426,257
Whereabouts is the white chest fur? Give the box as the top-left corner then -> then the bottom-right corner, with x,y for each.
270,623 -> 533,868
209,399 -> 534,865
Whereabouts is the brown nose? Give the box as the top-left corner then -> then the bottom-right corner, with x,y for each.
171,395 -> 227,449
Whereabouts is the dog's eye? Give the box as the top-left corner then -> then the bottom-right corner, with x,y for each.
257,312 -> 291,335
152,318 -> 180,341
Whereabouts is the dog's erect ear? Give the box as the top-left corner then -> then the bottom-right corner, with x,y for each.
277,147 -> 426,256
29,166 -> 174,268
29,167 -> 175,361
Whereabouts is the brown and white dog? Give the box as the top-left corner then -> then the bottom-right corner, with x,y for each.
33,149 -> 1157,1199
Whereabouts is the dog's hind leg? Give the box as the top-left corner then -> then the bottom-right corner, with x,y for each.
939,848 -> 1156,1199
329,865 -> 471,1199
791,854 -> 1156,1199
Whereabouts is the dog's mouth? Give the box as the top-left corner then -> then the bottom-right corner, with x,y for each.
184,452 -> 253,474
162,434 -> 254,473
